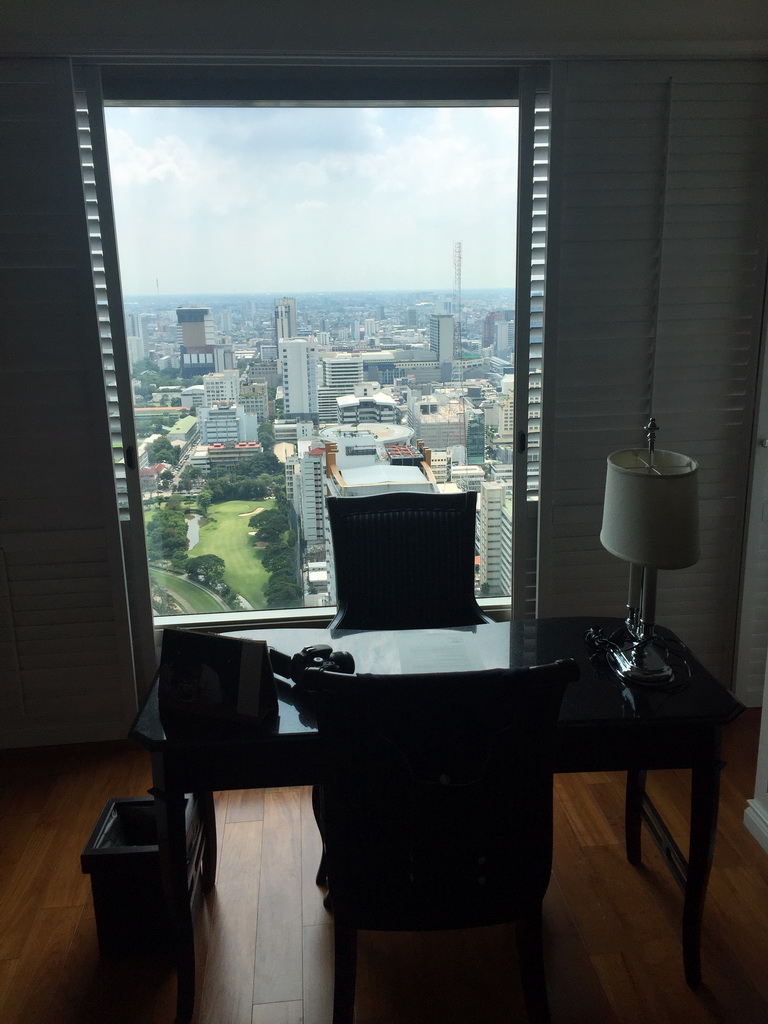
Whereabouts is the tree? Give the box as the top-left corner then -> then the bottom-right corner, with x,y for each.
145,506 -> 188,560
258,421 -> 275,451
265,576 -> 302,608
186,554 -> 227,591
159,469 -> 174,489
252,507 -> 289,544
150,435 -> 179,466
178,467 -> 195,492
197,488 -> 212,516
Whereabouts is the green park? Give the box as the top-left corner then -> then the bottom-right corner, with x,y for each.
187,498 -> 274,608
147,495 -> 301,614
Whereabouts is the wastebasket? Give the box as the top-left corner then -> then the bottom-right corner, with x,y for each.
81,794 -> 200,955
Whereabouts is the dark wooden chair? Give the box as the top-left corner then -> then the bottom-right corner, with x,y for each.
310,659 -> 579,1023
326,490 -> 491,632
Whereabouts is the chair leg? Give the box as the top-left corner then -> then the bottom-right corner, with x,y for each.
312,784 -> 328,887
332,921 -> 357,1024
514,912 -> 551,1024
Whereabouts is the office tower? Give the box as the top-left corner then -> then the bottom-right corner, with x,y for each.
126,333 -> 144,371
176,305 -> 215,349
240,381 -> 269,420
466,410 -> 486,465
202,369 -> 239,407
177,306 -> 234,378
364,318 -> 377,342
125,311 -> 141,338
279,337 -> 320,420
199,405 -> 259,444
285,444 -> 326,548
336,389 -> 397,425
497,394 -> 515,443
493,319 -> 514,358
275,297 -> 297,341
429,314 -> 455,362
478,481 -> 511,597
317,352 -> 364,423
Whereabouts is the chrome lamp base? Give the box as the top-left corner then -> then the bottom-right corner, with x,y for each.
605,635 -> 675,686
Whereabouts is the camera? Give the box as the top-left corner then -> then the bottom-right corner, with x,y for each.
270,644 -> 355,688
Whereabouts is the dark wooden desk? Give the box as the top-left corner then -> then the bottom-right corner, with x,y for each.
130,617 -> 743,1024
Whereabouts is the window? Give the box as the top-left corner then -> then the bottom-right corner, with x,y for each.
89,63 -> 536,625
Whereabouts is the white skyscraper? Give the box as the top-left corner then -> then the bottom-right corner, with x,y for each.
275,297 -> 297,341
429,313 -> 455,377
279,337 -> 320,420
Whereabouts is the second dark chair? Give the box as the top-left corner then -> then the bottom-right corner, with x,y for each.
311,658 -> 579,1023
327,490 -> 491,631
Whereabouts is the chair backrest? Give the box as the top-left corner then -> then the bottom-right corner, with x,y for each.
312,659 -> 579,932
327,490 -> 489,631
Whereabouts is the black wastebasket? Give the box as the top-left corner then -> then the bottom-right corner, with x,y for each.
81,795 -> 199,955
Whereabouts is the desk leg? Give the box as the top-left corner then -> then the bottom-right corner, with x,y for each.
625,768 -> 646,865
197,790 -> 217,892
684,757 -> 722,989
153,785 -> 196,1024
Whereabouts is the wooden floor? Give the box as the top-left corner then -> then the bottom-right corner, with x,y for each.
0,710 -> 767,1024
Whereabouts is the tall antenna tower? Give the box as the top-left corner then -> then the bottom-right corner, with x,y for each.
453,241 -> 462,361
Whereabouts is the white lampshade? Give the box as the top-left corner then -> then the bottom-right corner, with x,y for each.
600,448 -> 700,569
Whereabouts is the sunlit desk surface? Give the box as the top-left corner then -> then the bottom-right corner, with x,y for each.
130,617 -> 743,1024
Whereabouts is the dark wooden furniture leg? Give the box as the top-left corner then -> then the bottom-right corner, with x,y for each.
515,911 -> 551,1024
683,754 -> 722,988
625,768 -> 646,865
151,770 -> 197,1024
623,737 -> 723,989
332,921 -> 357,1024
197,789 -> 217,891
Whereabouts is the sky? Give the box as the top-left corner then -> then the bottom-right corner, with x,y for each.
105,105 -> 518,295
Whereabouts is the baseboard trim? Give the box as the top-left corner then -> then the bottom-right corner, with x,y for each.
744,799 -> 768,855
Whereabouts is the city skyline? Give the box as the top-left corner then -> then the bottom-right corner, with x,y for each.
105,105 -> 518,295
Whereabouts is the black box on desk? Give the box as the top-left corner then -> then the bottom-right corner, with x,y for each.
81,794 -> 202,956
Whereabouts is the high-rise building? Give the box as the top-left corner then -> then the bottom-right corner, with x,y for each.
478,481 -> 511,597
285,443 -> 326,549
428,314 -> 455,379
202,369 -> 239,407
176,306 -> 234,378
274,297 -> 297,341
279,337 -> 320,420
317,352 -> 364,423
199,404 -> 259,444
466,410 -> 486,464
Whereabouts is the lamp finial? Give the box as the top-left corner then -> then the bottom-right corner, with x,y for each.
645,417 -> 659,454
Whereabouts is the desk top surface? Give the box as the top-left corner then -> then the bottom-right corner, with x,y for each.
130,617 -> 744,750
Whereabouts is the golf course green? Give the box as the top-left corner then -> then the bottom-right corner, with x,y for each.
188,498 -> 274,609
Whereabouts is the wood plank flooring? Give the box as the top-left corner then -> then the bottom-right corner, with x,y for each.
0,710 -> 767,1023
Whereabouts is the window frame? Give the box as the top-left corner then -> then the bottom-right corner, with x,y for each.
79,56 -> 548,641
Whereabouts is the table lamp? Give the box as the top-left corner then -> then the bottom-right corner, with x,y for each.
599,419 -> 699,684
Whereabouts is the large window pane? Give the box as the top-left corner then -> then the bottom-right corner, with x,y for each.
105,103 -> 518,619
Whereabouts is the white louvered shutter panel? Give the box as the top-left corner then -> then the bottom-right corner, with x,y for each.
537,60 -> 768,684
512,68 -> 551,619
0,59 -> 142,745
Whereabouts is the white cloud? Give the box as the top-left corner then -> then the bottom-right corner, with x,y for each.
105,105 -> 518,293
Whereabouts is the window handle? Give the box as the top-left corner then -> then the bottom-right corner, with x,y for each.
517,431 -> 527,453
125,446 -> 136,470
